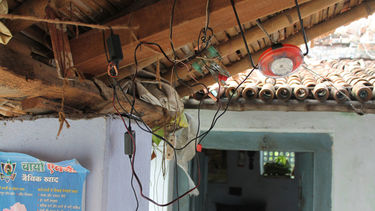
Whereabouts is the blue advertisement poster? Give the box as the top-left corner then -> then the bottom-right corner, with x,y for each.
0,152 -> 89,211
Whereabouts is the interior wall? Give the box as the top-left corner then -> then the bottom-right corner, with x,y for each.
0,117 -> 151,211
186,110 -> 375,211
206,151 -> 298,211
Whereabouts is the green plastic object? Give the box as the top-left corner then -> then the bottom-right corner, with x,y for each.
192,61 -> 203,74
207,46 -> 220,58
152,128 -> 164,146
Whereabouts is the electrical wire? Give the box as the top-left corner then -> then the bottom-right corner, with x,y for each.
169,0 -> 178,59
230,0 -> 257,69
205,0 -> 210,31
112,80 -> 202,207
253,0 -> 309,56
118,0 -> 258,150
105,0 -> 317,207
295,0 -> 309,56
102,0 -> 211,207
107,0 -> 258,208
130,0 -> 261,151
256,19 -> 275,44
176,67 -> 256,149
112,90 -> 140,211
174,0 -> 261,148
303,64 -> 364,115
174,148 -> 180,211
129,157 -> 139,211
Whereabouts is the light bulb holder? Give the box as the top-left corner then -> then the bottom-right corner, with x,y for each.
258,44 -> 304,78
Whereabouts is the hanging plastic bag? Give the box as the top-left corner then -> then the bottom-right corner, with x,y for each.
0,0 -> 12,45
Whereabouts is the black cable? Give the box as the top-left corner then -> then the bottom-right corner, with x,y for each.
112,86 -> 139,211
102,30 -> 110,62
198,68 -> 256,145
111,0 -> 257,205
129,155 -> 139,211
256,19 -> 274,44
171,0 -> 261,150
295,0 -> 309,56
230,0 -> 257,69
112,82 -> 183,211
197,27 -> 213,52
134,41 -> 175,67
110,77 -> 177,151
105,0 -> 218,208
114,88 -> 201,207
170,0 -> 178,59
174,149 -> 180,211
113,57 -> 253,153
173,81 -> 224,150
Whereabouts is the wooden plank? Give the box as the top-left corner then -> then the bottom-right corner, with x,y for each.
46,6 -> 76,79
217,0 -> 342,57
21,26 -> 52,50
5,0 -> 50,34
0,98 -> 25,117
22,97 -> 81,114
163,0 -> 342,86
177,1 -> 375,97
70,0 -> 311,75
0,46 -> 167,127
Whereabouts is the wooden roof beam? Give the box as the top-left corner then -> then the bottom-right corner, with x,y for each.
176,0 -> 375,97
217,0 -> 344,57
5,0 -> 50,34
69,0 -> 310,76
0,46 -> 167,127
163,0 -> 344,85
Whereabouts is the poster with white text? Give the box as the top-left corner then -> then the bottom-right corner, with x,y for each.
0,152 -> 89,211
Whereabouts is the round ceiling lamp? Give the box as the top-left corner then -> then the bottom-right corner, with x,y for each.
258,44 -> 304,78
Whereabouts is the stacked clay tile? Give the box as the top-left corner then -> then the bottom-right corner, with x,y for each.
240,73 -> 259,100
204,59 -> 375,103
340,60 -> 373,102
288,73 -> 309,101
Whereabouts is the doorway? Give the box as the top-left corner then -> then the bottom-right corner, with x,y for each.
186,131 -> 332,211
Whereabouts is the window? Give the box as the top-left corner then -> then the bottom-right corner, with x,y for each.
260,151 -> 295,178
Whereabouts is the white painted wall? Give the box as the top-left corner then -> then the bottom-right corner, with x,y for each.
186,110 -> 375,211
0,117 -> 151,211
149,146 -> 174,211
104,118 -> 151,211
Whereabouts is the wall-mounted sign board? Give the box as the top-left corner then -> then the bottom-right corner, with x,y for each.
0,152 -> 89,211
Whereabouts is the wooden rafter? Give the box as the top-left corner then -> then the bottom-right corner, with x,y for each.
162,0 -> 345,86
69,0 -> 310,75
0,46 -> 167,127
4,0 -> 50,34
217,0 -> 344,57
46,6 -> 76,79
176,0 -> 375,97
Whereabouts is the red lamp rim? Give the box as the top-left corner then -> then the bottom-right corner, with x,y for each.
259,44 -> 301,60
258,43 -> 304,78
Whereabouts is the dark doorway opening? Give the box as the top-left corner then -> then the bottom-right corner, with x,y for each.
203,150 -> 300,211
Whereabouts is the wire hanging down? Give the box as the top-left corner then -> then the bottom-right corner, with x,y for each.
230,0 -> 257,69
302,65 -> 365,115
256,19 -> 275,44
295,0 -> 309,56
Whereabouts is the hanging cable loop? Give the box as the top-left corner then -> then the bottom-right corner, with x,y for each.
295,0 -> 309,56
256,19 -> 276,44
230,0 -> 258,68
